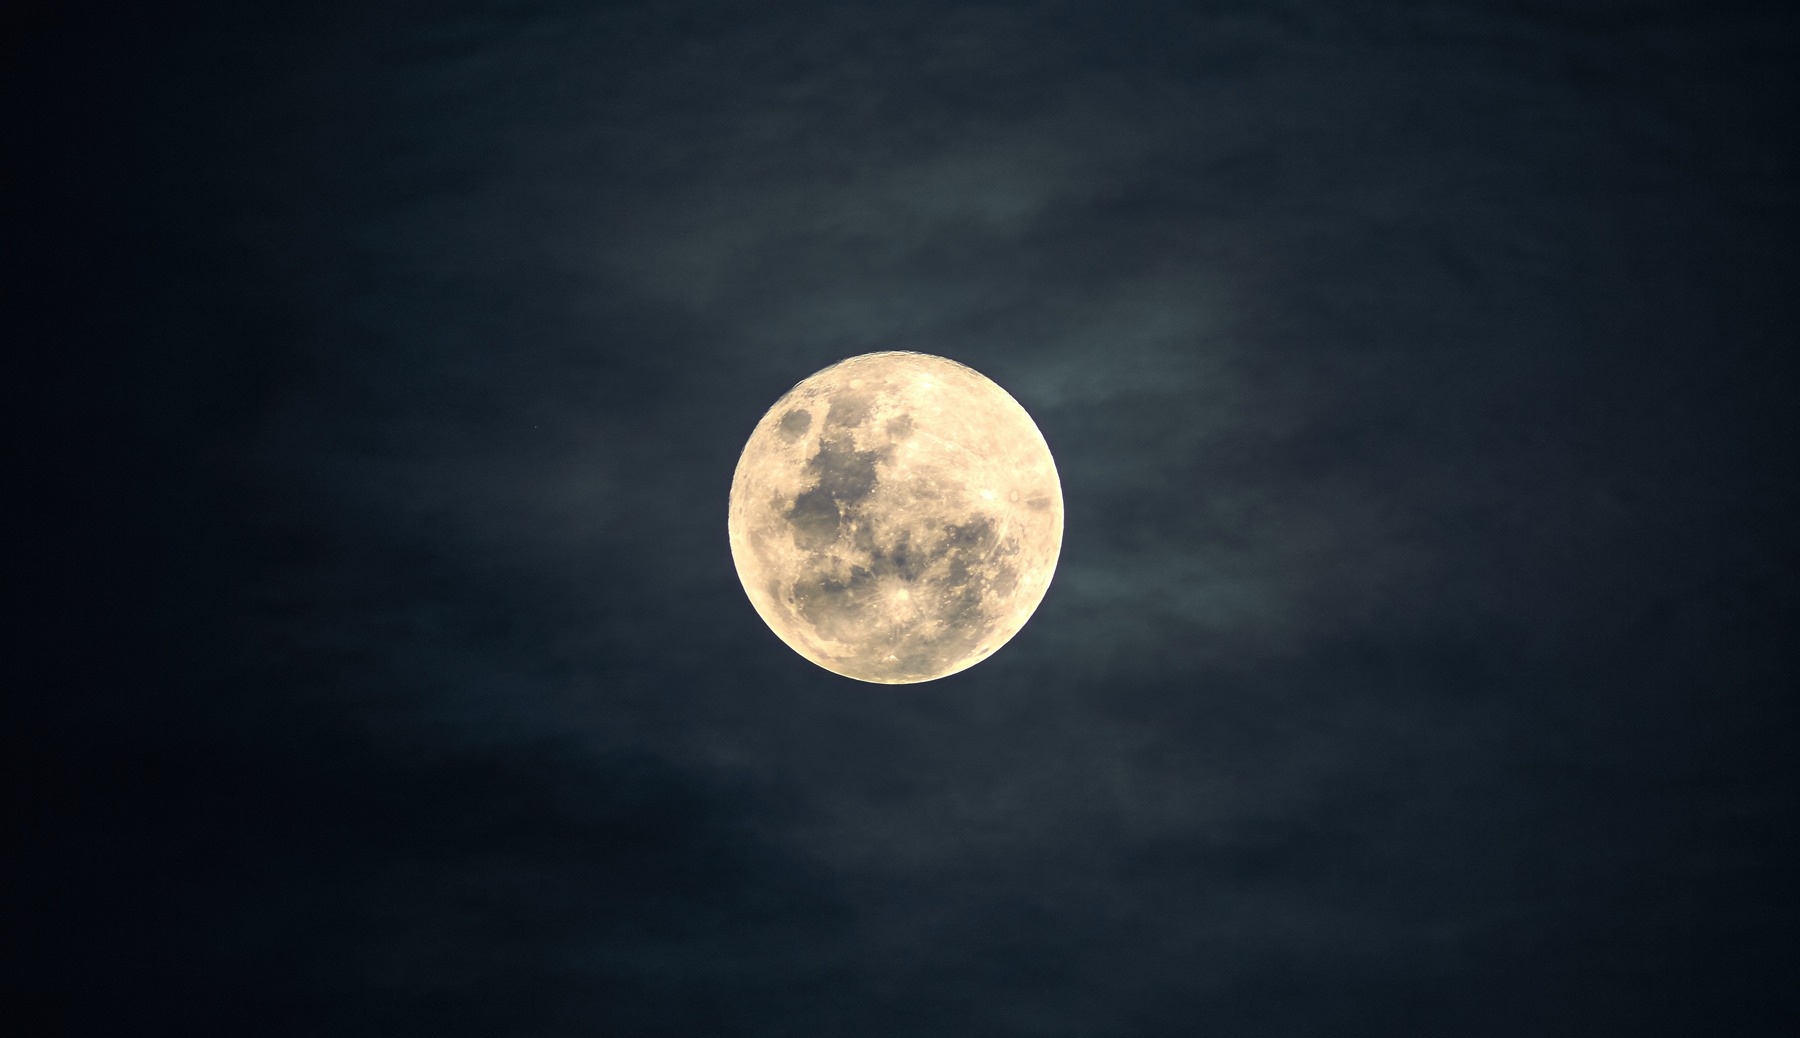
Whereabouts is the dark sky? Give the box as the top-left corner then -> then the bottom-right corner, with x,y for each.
10,1 -> 1798,1034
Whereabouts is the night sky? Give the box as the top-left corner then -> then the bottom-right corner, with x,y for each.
10,1 -> 1799,1034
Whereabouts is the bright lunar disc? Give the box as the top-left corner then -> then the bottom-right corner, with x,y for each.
728,351 -> 1063,683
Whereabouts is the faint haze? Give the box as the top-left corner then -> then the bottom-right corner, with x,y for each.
10,0 -> 1796,1035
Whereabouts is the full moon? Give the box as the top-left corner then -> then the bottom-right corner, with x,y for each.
728,352 -> 1064,683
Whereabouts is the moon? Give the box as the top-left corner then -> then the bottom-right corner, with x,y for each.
728,351 -> 1063,683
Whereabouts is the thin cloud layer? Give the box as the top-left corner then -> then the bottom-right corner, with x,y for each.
20,0 -> 1792,1034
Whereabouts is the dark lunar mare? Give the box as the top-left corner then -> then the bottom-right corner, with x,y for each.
776,395 -> 1026,677
784,431 -> 886,552
777,408 -> 811,440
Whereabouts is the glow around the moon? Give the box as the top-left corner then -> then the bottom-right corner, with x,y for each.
728,352 -> 1063,683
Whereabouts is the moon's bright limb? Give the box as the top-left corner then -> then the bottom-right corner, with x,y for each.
728,352 -> 1063,683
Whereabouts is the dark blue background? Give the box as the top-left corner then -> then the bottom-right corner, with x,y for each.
9,1 -> 1797,1033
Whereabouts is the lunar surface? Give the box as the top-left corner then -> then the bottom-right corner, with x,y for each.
728,352 -> 1063,683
